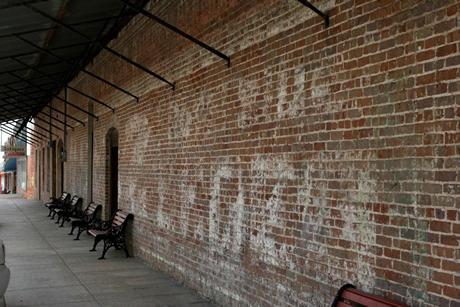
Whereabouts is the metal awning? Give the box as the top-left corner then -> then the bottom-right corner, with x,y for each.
3,158 -> 17,172
0,0 -> 149,134
0,0 -> 325,139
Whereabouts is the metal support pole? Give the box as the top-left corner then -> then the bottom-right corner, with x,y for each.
121,0 -> 231,67
14,35 -> 139,101
48,103 -> 52,145
63,86 -> 67,162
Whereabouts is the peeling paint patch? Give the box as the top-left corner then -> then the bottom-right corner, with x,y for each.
127,181 -> 148,218
126,114 -> 150,166
232,168 -> 245,252
237,78 -> 258,129
170,103 -> 192,139
209,164 -> 232,253
156,179 -> 171,229
249,155 -> 295,269
179,171 -> 196,237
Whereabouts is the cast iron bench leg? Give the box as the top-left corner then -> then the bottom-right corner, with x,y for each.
75,227 -> 85,240
99,240 -> 111,260
68,223 -> 77,235
60,215 -> 68,227
90,235 -> 103,251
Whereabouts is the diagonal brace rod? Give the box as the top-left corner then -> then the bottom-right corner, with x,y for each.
11,57 -> 115,112
8,72 -> 99,121
24,3 -> 174,90
121,0 -> 231,67
296,0 -> 329,27
14,34 -> 139,102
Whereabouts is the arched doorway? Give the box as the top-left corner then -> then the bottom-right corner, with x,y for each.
56,140 -> 64,196
106,128 -> 119,218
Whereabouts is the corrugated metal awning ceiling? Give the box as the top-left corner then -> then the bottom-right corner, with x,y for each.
0,0 -> 147,133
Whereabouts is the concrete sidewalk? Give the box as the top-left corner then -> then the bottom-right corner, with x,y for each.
0,196 -> 214,307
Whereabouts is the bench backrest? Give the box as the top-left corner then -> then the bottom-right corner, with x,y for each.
83,202 -> 102,221
59,192 -> 68,201
110,210 -> 133,234
332,284 -> 408,307
61,193 -> 71,204
67,196 -> 82,213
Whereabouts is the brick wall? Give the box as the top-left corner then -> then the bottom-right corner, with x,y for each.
24,149 -> 36,199
32,0 -> 460,306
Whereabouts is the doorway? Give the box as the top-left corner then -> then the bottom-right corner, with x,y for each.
106,128 -> 119,218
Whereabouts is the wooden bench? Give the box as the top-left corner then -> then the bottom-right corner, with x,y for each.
54,196 -> 83,227
332,284 -> 408,307
68,202 -> 102,240
45,192 -> 70,217
88,210 -> 133,260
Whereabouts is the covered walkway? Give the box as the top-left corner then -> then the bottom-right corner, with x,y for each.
0,195 -> 214,307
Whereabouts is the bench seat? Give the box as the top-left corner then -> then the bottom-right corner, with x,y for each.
88,210 -> 133,259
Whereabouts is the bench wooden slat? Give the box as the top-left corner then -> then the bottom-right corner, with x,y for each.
341,289 -> 406,307
88,210 -> 133,259
336,301 -> 352,307
88,229 -> 107,237
333,285 -> 408,307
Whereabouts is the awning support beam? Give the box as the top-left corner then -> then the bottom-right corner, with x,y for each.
0,102 -> 61,137
11,57 -> 115,112
44,105 -> 84,126
14,35 -> 139,102
0,100 -> 64,135
4,120 -> 43,143
0,84 -> 85,126
121,0 -> 231,67
296,0 -> 329,27
0,126 -> 36,146
0,121 -> 39,145
8,71 -> 99,121
24,3 -> 175,91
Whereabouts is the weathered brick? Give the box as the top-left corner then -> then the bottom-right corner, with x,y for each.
24,0 -> 460,306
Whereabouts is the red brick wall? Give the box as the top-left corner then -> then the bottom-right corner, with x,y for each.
23,149 -> 36,199
32,0 -> 459,306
